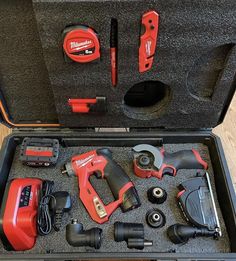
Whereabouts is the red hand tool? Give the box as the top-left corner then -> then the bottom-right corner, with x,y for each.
0,178 -> 43,251
139,11 -> 159,73
62,148 -> 141,224
132,144 -> 208,179
63,25 -> 100,63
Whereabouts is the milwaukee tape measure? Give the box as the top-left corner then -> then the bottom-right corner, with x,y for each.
63,25 -> 100,63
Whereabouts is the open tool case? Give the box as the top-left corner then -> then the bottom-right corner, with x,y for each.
0,0 -> 236,260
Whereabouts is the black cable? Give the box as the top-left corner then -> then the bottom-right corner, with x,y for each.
37,180 -> 54,236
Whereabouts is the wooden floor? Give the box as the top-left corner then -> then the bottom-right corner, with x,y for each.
0,94 -> 235,190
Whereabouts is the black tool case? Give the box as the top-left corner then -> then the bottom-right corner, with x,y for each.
0,0 -> 236,260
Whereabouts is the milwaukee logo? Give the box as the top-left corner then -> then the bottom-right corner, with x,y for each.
76,154 -> 94,167
145,40 -> 152,56
70,40 -> 92,50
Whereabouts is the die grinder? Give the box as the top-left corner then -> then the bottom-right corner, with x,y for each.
62,148 -> 141,224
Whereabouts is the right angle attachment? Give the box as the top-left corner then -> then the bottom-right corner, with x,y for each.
114,222 -> 153,250
66,219 -> 102,249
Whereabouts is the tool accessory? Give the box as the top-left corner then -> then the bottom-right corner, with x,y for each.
132,144 -> 208,179
176,172 -> 222,237
68,97 -> 107,113
146,208 -> 166,228
20,137 -> 59,167
63,25 -> 100,63
62,148 -> 141,224
139,11 -> 159,73
114,222 -> 153,250
167,224 -> 220,244
66,219 -> 102,249
147,186 -> 167,204
0,178 -> 43,251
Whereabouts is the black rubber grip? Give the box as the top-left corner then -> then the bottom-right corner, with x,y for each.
162,150 -> 207,175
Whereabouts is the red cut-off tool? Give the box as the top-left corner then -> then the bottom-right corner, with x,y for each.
63,25 -> 100,63
132,144 -> 208,180
139,11 -> 159,73
68,97 -> 107,113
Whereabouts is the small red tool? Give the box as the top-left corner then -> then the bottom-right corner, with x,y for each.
139,11 -> 159,73
110,18 -> 118,86
68,97 -> 107,113
132,144 -> 208,179
0,178 -> 43,251
62,148 -> 141,224
63,25 -> 100,63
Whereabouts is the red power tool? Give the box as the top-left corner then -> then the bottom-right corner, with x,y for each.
139,11 -> 159,73
63,25 -> 100,63
132,144 -> 208,179
0,178 -> 43,251
62,148 -> 141,224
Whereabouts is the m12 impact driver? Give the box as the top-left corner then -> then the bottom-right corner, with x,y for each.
62,148 -> 141,224
132,144 -> 208,179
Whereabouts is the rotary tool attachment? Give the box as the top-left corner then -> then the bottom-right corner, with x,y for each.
167,224 -> 218,244
147,186 -> 167,204
168,172 -> 222,244
146,209 -> 166,228
114,222 -> 153,250
66,219 -> 102,249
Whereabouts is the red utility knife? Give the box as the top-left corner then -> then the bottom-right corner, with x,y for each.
139,11 -> 159,73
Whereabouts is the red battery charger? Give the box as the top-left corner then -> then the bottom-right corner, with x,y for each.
0,178 -> 43,251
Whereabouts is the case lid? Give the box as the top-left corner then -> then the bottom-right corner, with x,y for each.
0,0 -> 235,129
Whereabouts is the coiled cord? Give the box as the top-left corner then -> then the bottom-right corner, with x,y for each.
37,180 -> 54,236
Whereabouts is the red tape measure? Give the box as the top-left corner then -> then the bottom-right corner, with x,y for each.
63,25 -> 100,63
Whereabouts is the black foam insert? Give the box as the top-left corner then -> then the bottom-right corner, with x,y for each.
0,1 -> 235,127
0,1 -> 57,123
0,143 -> 230,254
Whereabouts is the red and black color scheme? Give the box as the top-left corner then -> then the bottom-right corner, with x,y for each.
132,144 -> 208,179
139,11 -> 159,73
20,137 -> 59,167
63,25 -> 100,63
62,148 -> 141,224
110,18 -> 118,87
0,178 -> 43,251
68,97 -> 107,113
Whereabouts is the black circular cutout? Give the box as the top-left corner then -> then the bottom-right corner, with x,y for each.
123,81 -> 171,120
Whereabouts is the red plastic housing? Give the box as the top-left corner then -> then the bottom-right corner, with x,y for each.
0,178 -> 42,251
70,150 -> 133,224
63,25 -> 100,63
139,11 -> 159,73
